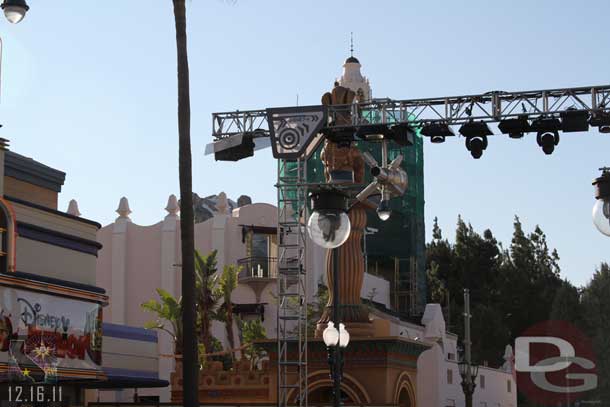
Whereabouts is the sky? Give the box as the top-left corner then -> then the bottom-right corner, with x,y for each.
0,0 -> 608,287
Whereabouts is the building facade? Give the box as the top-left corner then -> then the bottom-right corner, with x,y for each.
0,140 -> 165,405
96,192 -> 516,406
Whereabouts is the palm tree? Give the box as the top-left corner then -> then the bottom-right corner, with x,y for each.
141,288 -> 183,354
171,0 -> 197,405
216,264 -> 239,360
195,250 -> 220,352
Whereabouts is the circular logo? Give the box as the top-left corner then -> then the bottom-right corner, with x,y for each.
516,320 -> 597,406
278,128 -> 300,150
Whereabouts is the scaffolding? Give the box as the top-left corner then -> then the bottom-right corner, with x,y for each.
276,158 -> 308,407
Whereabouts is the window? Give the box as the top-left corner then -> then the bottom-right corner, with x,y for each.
242,228 -> 278,278
447,368 -> 453,384
480,374 -> 486,389
507,379 -> 512,393
447,352 -> 456,360
445,400 -> 456,407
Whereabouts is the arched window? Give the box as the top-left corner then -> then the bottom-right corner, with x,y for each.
0,198 -> 15,273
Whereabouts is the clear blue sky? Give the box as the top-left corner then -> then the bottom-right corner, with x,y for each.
1,0 -> 608,286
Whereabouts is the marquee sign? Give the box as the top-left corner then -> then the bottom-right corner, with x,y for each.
0,286 -> 103,381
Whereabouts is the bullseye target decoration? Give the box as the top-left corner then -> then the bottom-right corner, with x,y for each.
267,106 -> 326,159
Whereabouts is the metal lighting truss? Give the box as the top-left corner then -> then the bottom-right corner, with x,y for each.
211,85 -> 610,139
210,84 -> 610,407
276,157 -> 308,407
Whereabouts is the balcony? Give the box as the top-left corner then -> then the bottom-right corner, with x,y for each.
237,256 -> 277,280
237,257 -> 277,303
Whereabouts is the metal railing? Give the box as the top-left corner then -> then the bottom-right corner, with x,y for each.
237,256 -> 278,279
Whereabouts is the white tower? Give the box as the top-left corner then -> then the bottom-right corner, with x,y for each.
336,36 -> 372,102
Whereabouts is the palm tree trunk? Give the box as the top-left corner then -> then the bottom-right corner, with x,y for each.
226,304 -> 235,361
172,0 -> 198,405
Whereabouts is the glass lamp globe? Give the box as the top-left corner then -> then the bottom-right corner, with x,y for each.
2,0 -> 29,24
307,210 -> 351,249
322,321 -> 339,347
338,323 -> 350,348
377,199 -> 391,221
592,199 -> 610,237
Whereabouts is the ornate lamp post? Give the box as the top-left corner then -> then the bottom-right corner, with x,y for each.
308,188 -> 351,407
459,289 -> 479,407
592,167 -> 610,237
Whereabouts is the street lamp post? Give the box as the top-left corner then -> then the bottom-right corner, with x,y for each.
309,188 -> 351,407
321,251 -> 350,407
459,289 -> 479,407
592,167 -> 610,237
1,0 -> 30,24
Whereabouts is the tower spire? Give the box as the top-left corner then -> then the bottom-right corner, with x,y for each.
350,32 -> 354,57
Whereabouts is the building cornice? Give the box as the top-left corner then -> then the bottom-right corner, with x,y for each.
4,151 -> 66,192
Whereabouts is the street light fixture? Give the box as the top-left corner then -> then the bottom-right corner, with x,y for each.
593,167 -> 610,236
1,0 -> 29,24
307,189 -> 351,249
309,188 -> 352,407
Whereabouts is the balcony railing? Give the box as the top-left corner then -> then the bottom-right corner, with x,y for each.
237,256 -> 277,280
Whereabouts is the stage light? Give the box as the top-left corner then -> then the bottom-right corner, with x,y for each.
421,123 -> 455,144
323,127 -> 357,145
213,132 -> 255,161
459,121 -> 493,139
498,115 -> 530,139
465,136 -> 488,159
531,117 -> 561,155
355,124 -> 390,141
590,111 -> 610,134
387,123 -> 416,146
560,108 -> 589,132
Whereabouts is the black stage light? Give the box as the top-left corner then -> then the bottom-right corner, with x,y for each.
590,111 -> 610,134
531,117 -> 561,155
498,115 -> 531,139
460,121 -> 492,159
323,126 -> 357,145
537,131 -> 560,155
388,123 -> 416,146
459,120 -> 493,138
214,132 -> 255,161
355,124 -> 391,141
465,135 -> 488,159
421,123 -> 455,144
560,108 -> 589,133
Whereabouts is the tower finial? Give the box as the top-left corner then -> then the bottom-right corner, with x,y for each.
350,32 -> 354,57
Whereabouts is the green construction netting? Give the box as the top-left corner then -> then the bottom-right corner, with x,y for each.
300,111 -> 426,315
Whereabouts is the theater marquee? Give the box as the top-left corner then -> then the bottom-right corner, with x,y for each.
0,285 -> 103,380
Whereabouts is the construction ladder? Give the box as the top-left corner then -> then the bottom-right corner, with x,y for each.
276,158 -> 308,407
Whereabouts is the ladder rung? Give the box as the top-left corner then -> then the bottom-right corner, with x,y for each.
279,361 -> 305,366
279,315 -> 301,321
280,384 -> 300,389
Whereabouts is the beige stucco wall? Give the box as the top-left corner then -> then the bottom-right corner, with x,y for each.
4,176 -> 58,209
16,237 -> 97,285
11,200 -> 98,241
